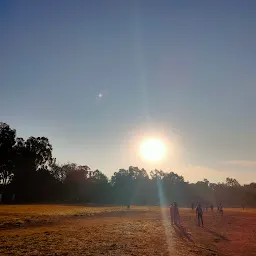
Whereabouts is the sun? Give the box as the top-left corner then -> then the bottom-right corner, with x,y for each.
140,138 -> 166,162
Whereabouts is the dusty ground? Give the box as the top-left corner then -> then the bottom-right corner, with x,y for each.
0,205 -> 255,256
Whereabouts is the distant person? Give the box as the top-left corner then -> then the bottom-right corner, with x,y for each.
217,205 -> 220,212
191,202 -> 194,210
170,203 -> 174,225
173,202 -> 180,226
242,204 -> 245,210
219,204 -> 223,215
196,203 -> 204,227
210,204 -> 213,212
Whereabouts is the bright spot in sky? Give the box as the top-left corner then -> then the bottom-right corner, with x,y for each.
98,93 -> 103,98
140,138 -> 166,162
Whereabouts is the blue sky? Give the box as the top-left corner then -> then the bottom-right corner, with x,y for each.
1,1 -> 256,183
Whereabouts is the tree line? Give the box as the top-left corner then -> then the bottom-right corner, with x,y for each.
0,122 -> 255,207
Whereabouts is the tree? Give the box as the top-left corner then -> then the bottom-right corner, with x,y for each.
49,159 -> 67,182
0,123 -> 16,185
63,163 -> 91,202
127,166 -> 149,205
11,136 -> 53,202
226,177 -> 240,187
88,170 -> 111,203
111,168 -> 135,205
92,169 -> 108,183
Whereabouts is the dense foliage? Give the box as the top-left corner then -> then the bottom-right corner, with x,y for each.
0,122 -> 255,207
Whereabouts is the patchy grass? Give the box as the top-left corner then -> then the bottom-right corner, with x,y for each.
0,205 -> 255,255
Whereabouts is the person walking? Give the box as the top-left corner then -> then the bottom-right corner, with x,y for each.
196,203 -> 204,227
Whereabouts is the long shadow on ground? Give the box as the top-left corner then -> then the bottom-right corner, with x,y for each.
173,225 -> 220,255
203,227 -> 230,242
173,224 -> 194,243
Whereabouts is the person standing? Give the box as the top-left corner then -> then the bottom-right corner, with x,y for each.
173,202 -> 180,226
219,204 -> 223,215
170,203 -> 174,225
196,203 -> 204,227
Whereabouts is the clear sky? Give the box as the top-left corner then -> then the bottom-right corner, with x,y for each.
1,1 -> 256,184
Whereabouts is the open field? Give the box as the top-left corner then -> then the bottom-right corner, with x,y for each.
0,205 -> 255,256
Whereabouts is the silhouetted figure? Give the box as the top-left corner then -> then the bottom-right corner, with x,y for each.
217,205 -> 220,212
191,202 -> 194,210
196,203 -> 204,227
242,204 -> 245,210
127,204 -> 130,209
219,204 -> 223,215
210,204 -> 213,212
12,194 -> 15,203
170,203 -> 174,225
173,202 -> 180,225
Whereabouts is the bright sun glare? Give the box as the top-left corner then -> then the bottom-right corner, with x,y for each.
140,138 -> 166,162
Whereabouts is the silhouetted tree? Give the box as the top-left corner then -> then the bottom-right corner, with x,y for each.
0,123 -> 16,185
11,136 -> 53,202
226,177 -> 240,187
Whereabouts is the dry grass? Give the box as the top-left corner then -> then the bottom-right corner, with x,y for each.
0,205 -> 255,256
0,205 -> 140,227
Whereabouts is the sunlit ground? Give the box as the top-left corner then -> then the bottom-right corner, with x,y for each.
0,205 -> 255,256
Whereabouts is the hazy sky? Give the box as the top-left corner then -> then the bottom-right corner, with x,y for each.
1,1 -> 256,184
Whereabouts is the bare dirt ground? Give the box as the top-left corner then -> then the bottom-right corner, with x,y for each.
0,205 -> 255,256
